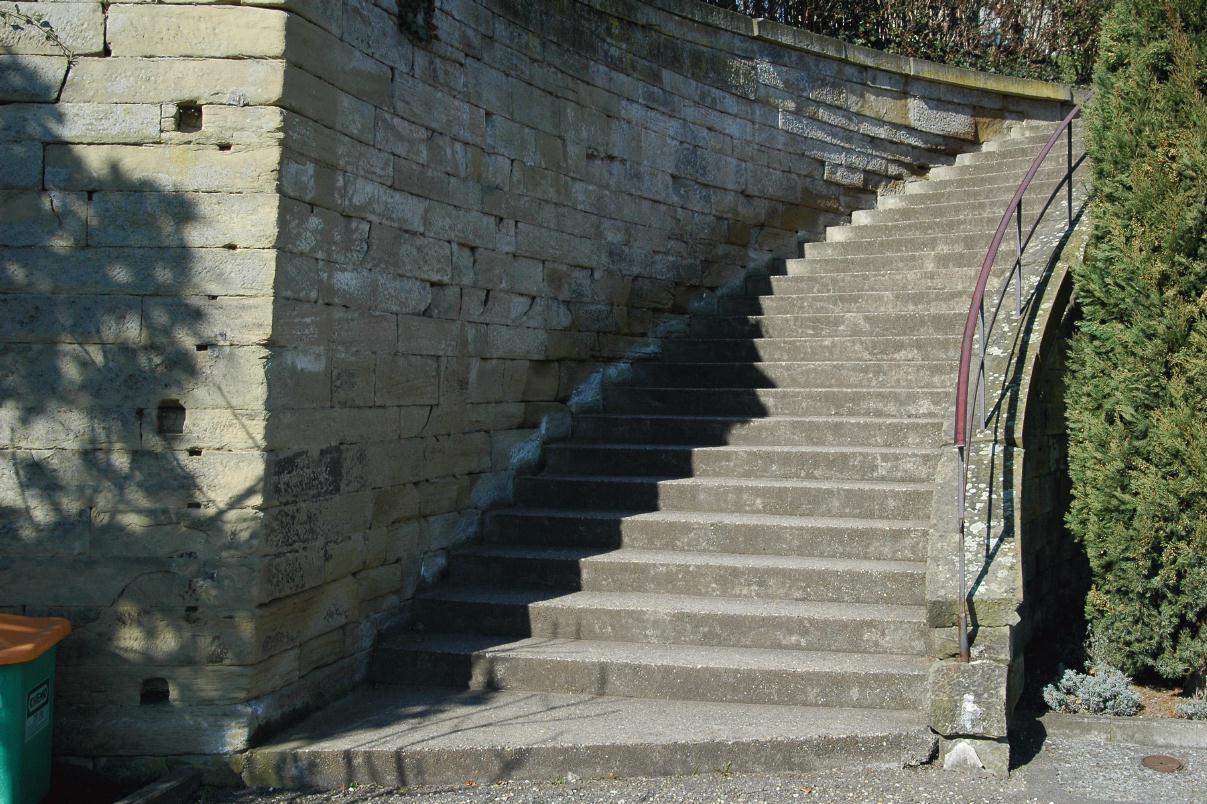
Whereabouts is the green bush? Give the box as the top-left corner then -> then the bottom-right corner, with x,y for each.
1042,664 -> 1142,716
1065,0 -> 1207,683
702,0 -> 1108,82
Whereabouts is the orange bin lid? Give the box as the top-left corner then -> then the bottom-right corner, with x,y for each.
0,614 -> 71,666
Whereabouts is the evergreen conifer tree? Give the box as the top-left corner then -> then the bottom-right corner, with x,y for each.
1066,0 -> 1207,681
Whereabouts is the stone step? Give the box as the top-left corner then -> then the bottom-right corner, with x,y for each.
934,149 -> 1078,178
413,586 -> 929,654
689,310 -> 966,338
659,334 -> 959,363
483,509 -> 929,562
514,475 -> 934,520
243,686 -> 936,788
571,413 -> 945,447
601,386 -> 951,418
877,175 -> 1070,207
722,289 -> 970,316
901,162 -> 1074,195
825,214 -> 1005,242
804,232 -> 1017,259
543,443 -> 939,482
852,193 -> 1080,225
785,250 -> 996,274
982,128 -> 1081,151
963,138 -> 1085,165
445,547 -> 927,606
625,360 -> 951,389
370,633 -> 932,710
748,268 -> 975,295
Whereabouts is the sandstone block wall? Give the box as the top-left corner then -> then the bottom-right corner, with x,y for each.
0,0 -> 1070,774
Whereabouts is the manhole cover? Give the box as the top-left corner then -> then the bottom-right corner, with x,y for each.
1140,755 -> 1185,773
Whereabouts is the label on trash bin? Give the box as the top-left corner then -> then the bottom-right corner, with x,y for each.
25,681 -> 49,742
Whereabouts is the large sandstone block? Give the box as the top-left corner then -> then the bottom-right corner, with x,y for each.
281,65 -> 374,144
0,246 -> 276,297
0,55 -> 68,102
286,13 -> 392,109
88,192 -> 280,248
279,197 -> 369,263
106,5 -> 287,58
0,190 -> 86,246
46,144 -> 281,192
61,57 -> 285,105
929,659 -> 1010,739
0,102 -> 161,144
0,342 -> 271,409
0,292 -> 142,343
142,297 -> 275,347
0,142 -> 43,188
161,104 -> 285,150
255,577 -> 358,659
373,355 -> 440,406
0,2 -> 104,55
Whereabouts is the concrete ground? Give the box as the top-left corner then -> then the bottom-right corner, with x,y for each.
204,726 -> 1207,804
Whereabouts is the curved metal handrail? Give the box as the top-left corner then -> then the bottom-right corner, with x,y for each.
953,102 -> 1087,662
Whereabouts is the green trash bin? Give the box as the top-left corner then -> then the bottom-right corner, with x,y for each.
1,615 -> 71,804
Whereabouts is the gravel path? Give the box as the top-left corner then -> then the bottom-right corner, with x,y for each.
203,734 -> 1207,804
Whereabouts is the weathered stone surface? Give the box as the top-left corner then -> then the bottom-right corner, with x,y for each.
107,5 -> 288,58
908,96 -> 977,140
0,102 -> 161,144
0,2 -> 104,55
88,192 -> 280,248
61,58 -> 285,105
930,659 -> 1011,740
0,190 -> 86,246
0,142 -> 42,188
939,736 -> 1011,778
46,144 -> 281,192
0,55 -> 68,102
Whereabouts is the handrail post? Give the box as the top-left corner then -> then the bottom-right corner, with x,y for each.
1067,120 -> 1074,228
957,444 -> 970,663
1015,202 -> 1024,315
977,302 -> 986,428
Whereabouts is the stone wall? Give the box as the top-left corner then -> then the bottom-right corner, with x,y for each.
0,0 -> 1071,775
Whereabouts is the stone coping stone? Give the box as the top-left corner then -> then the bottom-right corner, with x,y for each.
647,0 -> 1074,102
1026,710 -> 1207,750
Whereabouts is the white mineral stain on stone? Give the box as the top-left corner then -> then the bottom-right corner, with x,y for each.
960,692 -> 984,732
282,350 -> 326,372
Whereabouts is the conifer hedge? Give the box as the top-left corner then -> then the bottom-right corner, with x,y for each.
1066,0 -> 1207,681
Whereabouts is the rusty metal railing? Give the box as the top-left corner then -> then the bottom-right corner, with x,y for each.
953,103 -> 1087,662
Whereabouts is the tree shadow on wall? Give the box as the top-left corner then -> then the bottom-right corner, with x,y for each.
0,57 -> 265,795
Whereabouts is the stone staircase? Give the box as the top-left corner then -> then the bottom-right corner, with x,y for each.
245,120 -> 1080,788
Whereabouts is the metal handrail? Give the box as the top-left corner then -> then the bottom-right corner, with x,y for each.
953,102 -> 1087,663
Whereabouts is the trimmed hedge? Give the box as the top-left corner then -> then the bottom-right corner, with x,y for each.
702,0 -> 1108,82
1066,0 -> 1207,681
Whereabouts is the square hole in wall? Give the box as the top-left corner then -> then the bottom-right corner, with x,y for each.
140,677 -> 170,705
157,400 -> 186,435
176,103 -> 203,133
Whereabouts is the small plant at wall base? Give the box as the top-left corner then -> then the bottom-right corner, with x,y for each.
1176,697 -> 1207,720
1043,664 -> 1142,716
1065,0 -> 1207,686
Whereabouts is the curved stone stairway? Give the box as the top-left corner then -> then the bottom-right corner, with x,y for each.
246,119 -> 1078,789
